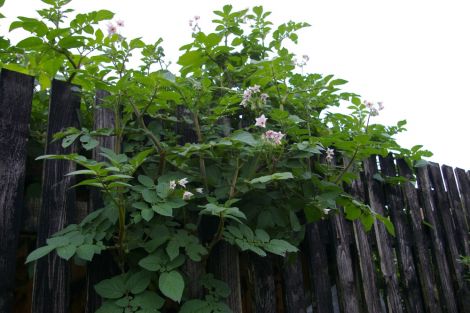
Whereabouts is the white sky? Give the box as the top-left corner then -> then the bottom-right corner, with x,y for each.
2,0 -> 470,170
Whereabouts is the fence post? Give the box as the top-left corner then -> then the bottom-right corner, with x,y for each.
0,69 -> 34,312
415,164 -> 459,313
455,168 -> 470,226
379,155 -> 425,313
85,90 -> 118,313
282,253 -> 307,313
31,79 -> 80,313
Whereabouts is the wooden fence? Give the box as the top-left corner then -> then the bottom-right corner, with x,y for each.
0,68 -> 470,313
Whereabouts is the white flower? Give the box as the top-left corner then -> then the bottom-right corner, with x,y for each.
194,15 -> 200,21
250,85 -> 261,93
260,93 -> 269,104
302,54 -> 309,62
178,178 -> 189,188
378,101 -> 384,111
255,114 -> 268,128
183,191 -> 194,200
364,100 -> 374,109
116,19 -> 125,27
196,188 -> 203,194
325,148 -> 334,163
169,180 -> 177,190
107,23 -> 117,35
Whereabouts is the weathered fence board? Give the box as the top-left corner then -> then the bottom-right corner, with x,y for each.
85,90 -> 118,313
31,80 -> 80,313
250,254 -> 277,313
305,221 -> 334,313
350,175 -> 384,313
396,159 -> 443,313
379,155 -> 425,313
455,168 -> 470,225
330,213 -> 361,313
0,69 -> 34,312
364,156 -> 404,313
282,254 -> 307,313
416,165 -> 459,313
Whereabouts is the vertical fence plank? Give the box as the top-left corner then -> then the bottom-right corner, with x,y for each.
0,69 -> 34,312
363,156 -> 404,313
379,155 -> 425,313
442,166 -> 470,257
250,254 -> 277,313
396,159 -> 443,313
455,168 -> 470,226
415,164 -> 459,313
31,80 -> 80,313
305,221 -> 334,313
428,162 -> 470,310
85,90 -> 118,313
282,253 -> 307,313
350,175 -> 384,313
330,213 -> 361,313
208,242 -> 243,313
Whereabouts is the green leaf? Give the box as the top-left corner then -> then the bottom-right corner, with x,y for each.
76,244 -> 96,261
127,271 -> 151,294
26,245 -> 54,263
95,275 -> 126,299
159,270 -> 184,302
95,10 -> 115,22
16,36 -> 43,49
138,254 -> 161,272
138,175 -> 154,188
249,172 -> 294,184
56,245 -> 76,260
58,36 -> 85,49
152,204 -> 173,217
231,130 -> 258,146
141,208 -> 155,222
130,291 -> 165,310
142,189 -> 159,203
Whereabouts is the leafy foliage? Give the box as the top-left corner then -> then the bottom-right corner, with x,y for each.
0,0 -> 433,311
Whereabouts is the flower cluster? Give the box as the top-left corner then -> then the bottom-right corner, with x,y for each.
189,15 -> 201,32
325,148 -> 334,163
263,130 -> 285,145
294,54 -> 309,67
107,19 -> 125,36
240,85 -> 269,108
364,100 -> 384,116
169,177 -> 203,200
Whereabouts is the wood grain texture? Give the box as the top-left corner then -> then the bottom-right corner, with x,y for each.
350,174 -> 384,313
428,162 -> 470,311
208,242 -> 242,313
363,156 -> 404,313
0,69 -> 34,312
330,213 -> 361,313
415,164 -> 458,313
31,79 -> 80,313
85,90 -> 118,313
282,253 -> 307,313
396,159 -> 443,313
379,155 -> 425,313
455,168 -> 470,225
250,254 -> 277,313
305,221 -> 334,313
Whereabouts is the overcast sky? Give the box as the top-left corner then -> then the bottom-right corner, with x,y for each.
2,0 -> 470,170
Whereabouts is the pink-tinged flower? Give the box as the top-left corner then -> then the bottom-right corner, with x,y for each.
264,130 -> 285,145
178,177 -> 189,188
196,188 -> 203,194
169,180 -> 177,190
250,85 -> 261,93
116,19 -> 125,27
325,148 -> 334,163
107,23 -> 117,35
183,191 -> 194,200
260,93 -> 269,102
364,100 -> 373,109
194,15 -> 200,21
378,101 -> 384,111
255,114 -> 268,128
